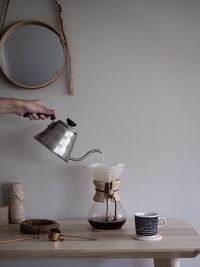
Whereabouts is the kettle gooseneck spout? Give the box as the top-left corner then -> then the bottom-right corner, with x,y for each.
69,149 -> 102,162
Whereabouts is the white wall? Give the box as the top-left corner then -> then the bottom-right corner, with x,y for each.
1,0 -> 200,266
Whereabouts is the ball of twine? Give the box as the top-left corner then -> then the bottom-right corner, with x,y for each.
8,182 -> 25,224
20,219 -> 60,234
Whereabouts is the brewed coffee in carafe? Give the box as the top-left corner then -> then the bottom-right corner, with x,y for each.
87,163 -> 126,230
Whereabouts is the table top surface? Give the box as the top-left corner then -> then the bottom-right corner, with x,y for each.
0,218 -> 200,259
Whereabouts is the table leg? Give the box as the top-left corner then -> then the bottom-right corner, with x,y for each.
153,258 -> 180,267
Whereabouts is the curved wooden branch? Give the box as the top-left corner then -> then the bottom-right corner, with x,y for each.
54,0 -> 74,95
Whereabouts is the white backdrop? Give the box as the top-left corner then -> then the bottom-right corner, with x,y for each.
0,0 -> 200,266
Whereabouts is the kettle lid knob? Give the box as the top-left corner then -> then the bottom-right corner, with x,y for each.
67,118 -> 77,127
50,114 -> 56,121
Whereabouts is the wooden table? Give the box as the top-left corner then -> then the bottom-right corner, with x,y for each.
0,218 -> 200,267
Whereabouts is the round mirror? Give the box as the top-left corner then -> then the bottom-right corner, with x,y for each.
0,21 -> 66,89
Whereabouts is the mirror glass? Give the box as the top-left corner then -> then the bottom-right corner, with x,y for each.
0,21 -> 66,89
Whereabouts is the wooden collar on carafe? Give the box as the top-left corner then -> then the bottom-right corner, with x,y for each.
93,180 -> 120,203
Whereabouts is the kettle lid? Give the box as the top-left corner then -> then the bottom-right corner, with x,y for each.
55,118 -> 77,134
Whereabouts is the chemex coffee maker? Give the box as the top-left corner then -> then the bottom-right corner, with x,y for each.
34,117 -> 102,162
87,163 -> 126,230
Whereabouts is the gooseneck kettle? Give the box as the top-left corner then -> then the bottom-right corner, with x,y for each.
34,117 -> 102,162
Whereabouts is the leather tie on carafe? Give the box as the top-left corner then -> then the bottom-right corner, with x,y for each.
94,180 -> 120,221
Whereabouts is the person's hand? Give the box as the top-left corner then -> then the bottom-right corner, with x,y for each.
0,98 -> 55,121
17,99 -> 55,121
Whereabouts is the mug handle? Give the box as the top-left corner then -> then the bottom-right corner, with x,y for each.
158,216 -> 167,227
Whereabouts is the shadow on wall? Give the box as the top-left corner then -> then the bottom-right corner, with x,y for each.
58,164 -> 93,218
0,122 -> 50,161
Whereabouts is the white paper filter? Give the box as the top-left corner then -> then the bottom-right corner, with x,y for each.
88,163 -> 125,182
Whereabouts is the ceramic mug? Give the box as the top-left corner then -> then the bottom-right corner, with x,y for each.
134,212 -> 166,237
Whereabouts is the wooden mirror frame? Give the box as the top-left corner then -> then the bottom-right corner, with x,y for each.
0,20 -> 67,89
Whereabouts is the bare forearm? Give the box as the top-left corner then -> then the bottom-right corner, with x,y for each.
0,97 -> 54,120
0,97 -> 21,114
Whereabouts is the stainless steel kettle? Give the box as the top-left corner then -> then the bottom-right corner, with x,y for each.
34,117 -> 102,162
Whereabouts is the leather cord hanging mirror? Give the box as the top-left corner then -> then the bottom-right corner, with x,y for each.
0,0 -> 74,95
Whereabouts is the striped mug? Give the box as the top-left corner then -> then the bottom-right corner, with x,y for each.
134,212 -> 166,237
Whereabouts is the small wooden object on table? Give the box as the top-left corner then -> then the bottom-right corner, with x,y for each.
0,206 -> 8,226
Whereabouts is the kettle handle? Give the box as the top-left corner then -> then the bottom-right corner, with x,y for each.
23,113 -> 56,120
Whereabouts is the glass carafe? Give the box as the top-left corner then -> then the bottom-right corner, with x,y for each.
87,163 -> 126,230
